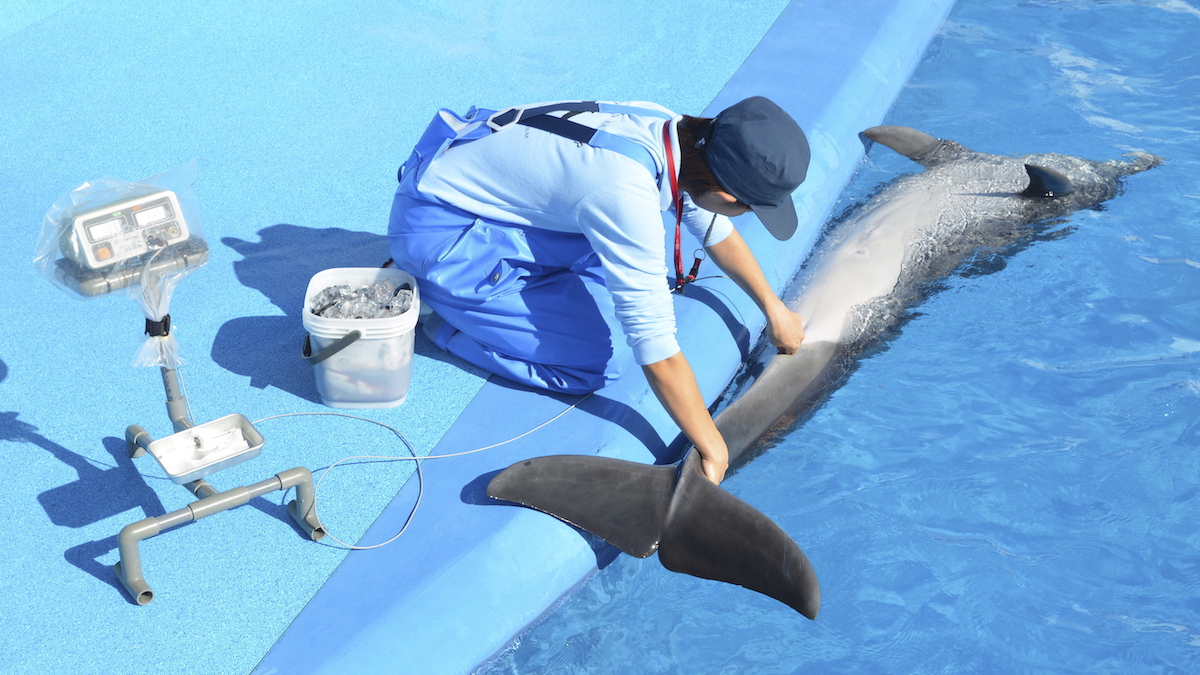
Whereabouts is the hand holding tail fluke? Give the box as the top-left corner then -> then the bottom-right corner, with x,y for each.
486,448 -> 820,619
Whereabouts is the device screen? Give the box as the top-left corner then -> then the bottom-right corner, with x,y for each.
86,217 -> 124,242
134,204 -> 171,226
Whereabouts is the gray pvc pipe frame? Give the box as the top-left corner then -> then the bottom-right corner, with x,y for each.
162,366 -> 194,433
117,419 -> 326,605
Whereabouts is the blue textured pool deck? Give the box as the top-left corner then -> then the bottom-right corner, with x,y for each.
0,1 -> 952,674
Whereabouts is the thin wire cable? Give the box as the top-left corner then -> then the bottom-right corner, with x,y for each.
252,412 -> 426,550
175,365 -> 198,428
688,275 -> 750,328
253,394 -> 588,550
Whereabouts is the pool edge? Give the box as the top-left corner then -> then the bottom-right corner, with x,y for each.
252,1 -> 958,673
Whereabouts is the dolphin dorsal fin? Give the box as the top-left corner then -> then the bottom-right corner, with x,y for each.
860,126 -> 943,165
1021,164 -> 1074,198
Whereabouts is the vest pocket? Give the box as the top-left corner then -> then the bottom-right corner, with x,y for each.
426,218 -> 532,302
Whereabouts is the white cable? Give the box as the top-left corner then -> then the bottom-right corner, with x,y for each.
253,412 -> 426,550
253,394 -> 587,550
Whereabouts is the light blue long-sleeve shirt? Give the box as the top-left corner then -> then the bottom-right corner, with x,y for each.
414,101 -> 734,365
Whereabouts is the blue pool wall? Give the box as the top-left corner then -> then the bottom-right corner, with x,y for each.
253,1 -> 958,674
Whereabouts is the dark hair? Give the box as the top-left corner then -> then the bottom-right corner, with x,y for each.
677,115 -> 726,196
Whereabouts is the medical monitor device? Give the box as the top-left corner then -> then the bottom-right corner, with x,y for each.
65,190 -> 190,269
53,189 -> 208,297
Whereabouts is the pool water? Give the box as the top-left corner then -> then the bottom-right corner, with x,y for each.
489,1 -> 1200,673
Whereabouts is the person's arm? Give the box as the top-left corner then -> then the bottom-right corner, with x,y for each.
642,351 -> 728,484
705,228 -> 805,353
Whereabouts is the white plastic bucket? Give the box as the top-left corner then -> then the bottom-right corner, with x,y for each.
302,267 -> 420,409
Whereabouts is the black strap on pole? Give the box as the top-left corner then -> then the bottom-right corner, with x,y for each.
145,315 -> 171,337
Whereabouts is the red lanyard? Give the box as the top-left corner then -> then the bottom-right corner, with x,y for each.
663,123 -> 702,293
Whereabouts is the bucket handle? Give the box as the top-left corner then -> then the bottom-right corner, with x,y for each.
302,330 -> 362,366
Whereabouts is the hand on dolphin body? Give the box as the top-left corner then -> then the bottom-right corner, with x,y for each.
766,301 -> 805,354
704,227 -> 807,357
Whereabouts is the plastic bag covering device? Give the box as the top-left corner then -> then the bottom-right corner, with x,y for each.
34,160 -> 209,369
35,162 -> 326,605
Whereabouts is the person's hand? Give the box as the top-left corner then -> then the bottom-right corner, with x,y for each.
696,438 -> 729,484
641,352 -> 730,485
767,303 -> 805,354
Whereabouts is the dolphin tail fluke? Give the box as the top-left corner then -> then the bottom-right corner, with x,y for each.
1021,163 -> 1075,198
658,452 -> 821,618
486,450 -> 821,619
486,453 -> 674,557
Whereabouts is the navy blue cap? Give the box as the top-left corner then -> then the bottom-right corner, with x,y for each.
704,96 -> 810,240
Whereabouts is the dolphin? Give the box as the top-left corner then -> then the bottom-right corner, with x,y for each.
486,126 -> 1161,620
718,125 -> 1162,454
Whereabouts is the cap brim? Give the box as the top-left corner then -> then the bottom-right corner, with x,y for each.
750,199 -> 798,241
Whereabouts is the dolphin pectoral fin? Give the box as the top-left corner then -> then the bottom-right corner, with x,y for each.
657,451 -> 821,619
1021,163 -> 1075,198
486,450 -> 821,619
486,454 -> 674,557
861,125 -> 942,164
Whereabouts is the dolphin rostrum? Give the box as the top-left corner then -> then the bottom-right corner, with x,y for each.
486,126 -> 1161,620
